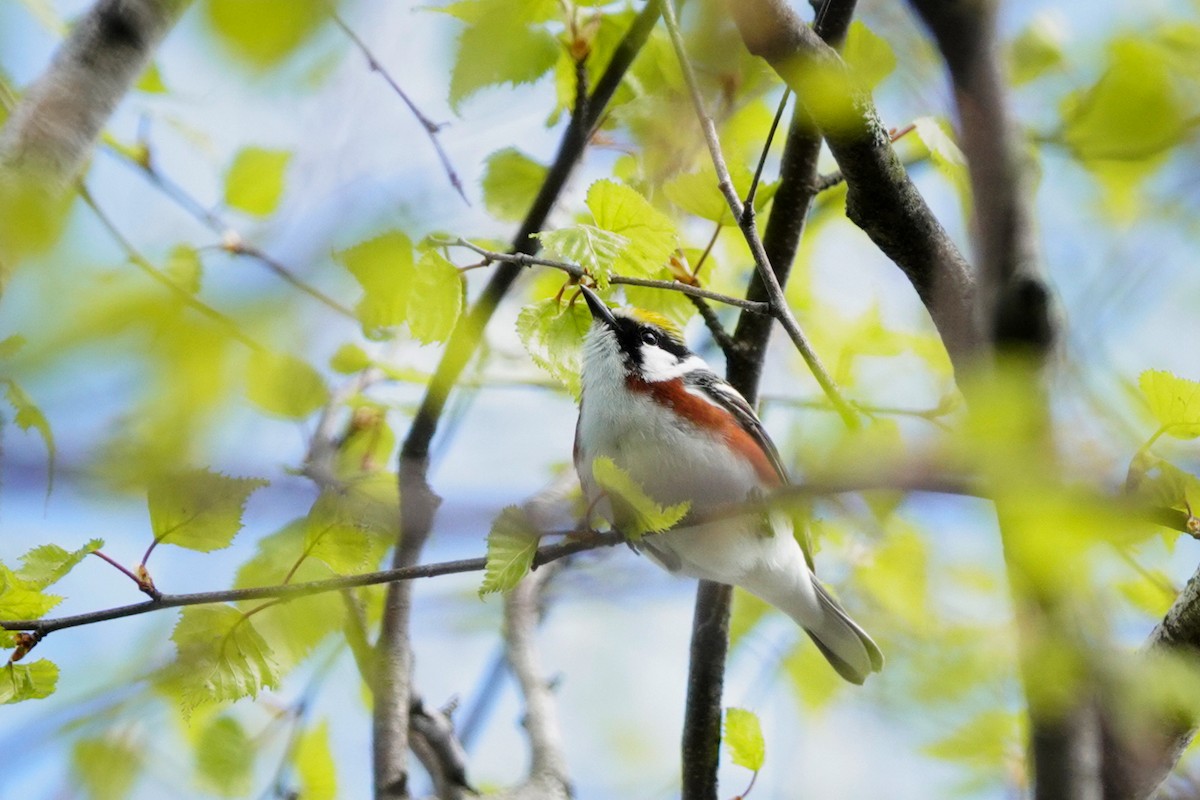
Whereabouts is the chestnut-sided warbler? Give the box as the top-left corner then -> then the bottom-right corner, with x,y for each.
574,286 -> 883,684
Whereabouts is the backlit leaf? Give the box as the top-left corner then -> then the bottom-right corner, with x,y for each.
196,715 -> 254,797
165,245 -> 202,294
1009,14 -> 1065,85
246,351 -> 329,419
4,378 -> 56,489
591,456 -> 689,540
71,735 -> 143,800
482,148 -> 547,221
304,490 -> 375,574
842,21 -> 896,89
224,147 -> 291,216
408,251 -> 462,344
0,659 -> 58,703
724,707 -> 765,772
515,297 -> 592,397
480,505 -> 540,596
295,721 -> 337,800
1140,370 -> 1200,439
337,231 -> 416,333
586,179 -> 677,279
330,343 -> 371,374
18,539 -> 103,589
448,0 -> 559,110
0,563 -> 61,621
147,469 -> 267,553
166,605 -> 279,709
204,0 -> 328,66
537,225 -> 627,288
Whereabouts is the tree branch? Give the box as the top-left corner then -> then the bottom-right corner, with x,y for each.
0,0 -> 191,187
371,5 -> 662,796
728,0 -> 983,374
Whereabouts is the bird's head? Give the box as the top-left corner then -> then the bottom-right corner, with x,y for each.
578,285 -> 704,386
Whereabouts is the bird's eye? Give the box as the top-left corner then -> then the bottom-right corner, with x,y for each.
641,330 -> 660,346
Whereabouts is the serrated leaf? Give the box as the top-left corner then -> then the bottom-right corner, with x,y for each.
72,735 -> 143,800
1140,370 -> 1200,439
167,605 -> 279,709
224,147 -> 291,216
842,21 -> 896,88
480,506 -> 540,596
337,231 -> 416,333
304,491 -> 374,574
482,148 -> 548,221
204,0 -> 328,66
586,180 -> 677,279
197,715 -> 254,797
148,469 -> 267,553
515,297 -> 592,397
295,721 -> 337,800
408,252 -> 462,344
246,351 -> 329,419
330,343 -> 371,374
448,0 -> 560,110
4,378 -> 55,489
0,659 -> 58,703
724,707 -> 765,772
591,456 -> 689,540
537,225 -> 628,288
0,564 -> 61,620
18,539 -> 103,589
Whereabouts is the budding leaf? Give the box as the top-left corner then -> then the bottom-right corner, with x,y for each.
724,707 -> 766,772
1140,370 -> 1200,439
591,456 -> 689,540
148,469 -> 267,553
480,505 -> 540,596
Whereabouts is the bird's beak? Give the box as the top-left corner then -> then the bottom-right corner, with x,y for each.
579,285 -> 618,330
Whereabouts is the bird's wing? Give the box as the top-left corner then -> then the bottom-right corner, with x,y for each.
685,371 -> 816,569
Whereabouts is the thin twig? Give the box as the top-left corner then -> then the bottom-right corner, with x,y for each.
440,238 -> 772,313
743,89 -> 791,214
105,145 -> 357,319
690,295 -> 739,357
331,12 -> 468,204
1,532 -> 623,636
89,550 -> 159,599
78,185 -> 263,351
660,0 -> 859,429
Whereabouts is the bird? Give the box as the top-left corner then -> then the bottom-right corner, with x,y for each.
573,285 -> 883,684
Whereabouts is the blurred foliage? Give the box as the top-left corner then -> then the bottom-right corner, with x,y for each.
0,0 -> 1198,798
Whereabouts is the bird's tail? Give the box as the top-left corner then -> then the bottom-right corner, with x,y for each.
799,581 -> 883,685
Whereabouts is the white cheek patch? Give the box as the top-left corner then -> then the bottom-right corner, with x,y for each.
640,349 -> 708,382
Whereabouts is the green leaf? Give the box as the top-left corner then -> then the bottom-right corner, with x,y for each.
246,351 -> 329,419
196,715 -> 254,797
167,605 -> 279,709
148,469 -> 267,553
591,456 -> 689,540
537,225 -> 628,288
136,61 -> 168,94
330,343 -> 371,374
224,147 -> 291,216
0,334 -> 26,359
294,721 -> 337,800
1061,37 -> 1188,200
842,21 -> 896,89
1140,370 -> 1200,439
72,735 -> 143,800
165,245 -> 203,294
724,707 -> 765,772
4,378 -> 56,488
923,709 -> 1021,769
480,505 -> 540,596
204,0 -> 328,66
1008,14 -> 1065,85
482,148 -> 548,221
0,659 -> 58,703
304,490 -> 375,574
515,297 -> 592,397
337,231 -> 416,333
408,252 -> 463,344
662,170 -> 730,223
18,539 -> 103,589
448,0 -> 560,110
585,180 -> 677,280
0,563 -> 61,621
